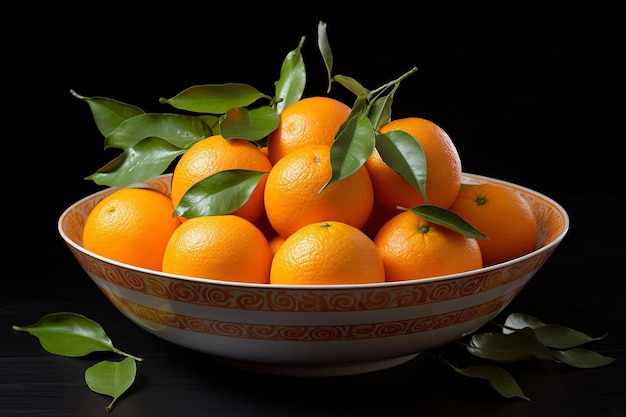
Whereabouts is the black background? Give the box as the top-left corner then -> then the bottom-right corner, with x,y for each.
3,3 -> 625,416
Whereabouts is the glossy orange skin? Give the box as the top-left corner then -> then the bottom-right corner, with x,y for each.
162,215 -> 272,284
366,117 -> 462,213
264,144 -> 374,238
449,183 -> 538,266
83,188 -> 181,271
271,221 -> 385,285
266,96 -> 351,165
374,210 -> 482,281
170,134 -> 272,224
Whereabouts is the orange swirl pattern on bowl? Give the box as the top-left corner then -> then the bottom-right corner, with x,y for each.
100,286 -> 520,341
65,245 -> 551,312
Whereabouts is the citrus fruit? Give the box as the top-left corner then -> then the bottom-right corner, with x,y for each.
83,187 -> 181,271
264,144 -> 375,238
365,117 -> 462,213
268,234 -> 286,256
162,215 -> 272,284
374,210 -> 482,281
266,96 -> 351,165
270,221 -> 385,285
449,183 -> 538,266
169,134 -> 272,224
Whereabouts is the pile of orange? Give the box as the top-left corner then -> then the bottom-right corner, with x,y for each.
82,95 -> 538,285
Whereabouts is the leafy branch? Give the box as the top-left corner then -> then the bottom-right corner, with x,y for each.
71,21 -> 484,238
70,36 -> 305,190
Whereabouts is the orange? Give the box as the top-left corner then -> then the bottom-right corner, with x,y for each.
270,221 -> 385,285
266,96 -> 351,165
374,210 -> 482,281
162,215 -> 272,284
169,134 -> 272,224
264,144 -> 375,238
268,234 -> 286,256
83,187 -> 182,271
365,117 -> 462,213
448,183 -> 538,266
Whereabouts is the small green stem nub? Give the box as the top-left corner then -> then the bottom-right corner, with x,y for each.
114,348 -> 144,362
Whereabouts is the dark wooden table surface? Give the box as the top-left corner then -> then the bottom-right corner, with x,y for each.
3,5 -> 624,416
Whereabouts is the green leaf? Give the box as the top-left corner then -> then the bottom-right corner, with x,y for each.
332,74 -> 369,96
532,325 -> 608,349
174,169 -> 268,219
466,331 -> 554,362
374,130 -> 428,203
85,357 -> 137,411
105,113 -> 213,150
199,114 -> 221,134
551,348 -> 616,368
274,36 -> 306,113
444,360 -> 529,400
502,312 -> 546,331
367,85 -> 396,130
317,20 -> 333,93
220,106 -> 280,141
12,312 -> 141,360
503,313 -> 608,349
319,108 -> 375,194
404,205 -> 488,238
86,137 -> 185,187
161,83 -> 269,114
70,89 -> 144,137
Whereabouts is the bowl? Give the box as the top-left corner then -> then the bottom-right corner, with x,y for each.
58,173 -> 569,377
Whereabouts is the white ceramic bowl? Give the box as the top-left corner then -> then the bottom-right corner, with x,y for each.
58,173 -> 569,377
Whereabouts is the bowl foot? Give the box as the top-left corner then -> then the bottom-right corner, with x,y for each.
213,353 -> 420,377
